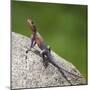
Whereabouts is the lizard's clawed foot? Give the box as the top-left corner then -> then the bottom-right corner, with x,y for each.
26,49 -> 31,53
26,50 -> 28,53
42,58 -> 49,69
43,62 -> 48,68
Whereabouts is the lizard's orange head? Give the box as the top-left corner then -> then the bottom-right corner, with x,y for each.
27,19 -> 34,27
26,18 -> 36,33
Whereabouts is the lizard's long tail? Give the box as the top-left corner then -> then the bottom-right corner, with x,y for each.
46,52 -> 82,85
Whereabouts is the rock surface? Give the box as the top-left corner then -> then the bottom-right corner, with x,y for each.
11,32 -> 86,89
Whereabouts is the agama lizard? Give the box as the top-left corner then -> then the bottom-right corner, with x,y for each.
26,18 -> 82,85
26,18 -> 50,67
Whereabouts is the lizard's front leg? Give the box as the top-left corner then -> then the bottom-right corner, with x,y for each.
26,36 -> 36,54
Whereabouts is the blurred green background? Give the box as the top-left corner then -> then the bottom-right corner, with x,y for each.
11,1 -> 87,78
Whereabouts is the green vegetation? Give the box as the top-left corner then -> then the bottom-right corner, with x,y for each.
12,1 -> 87,78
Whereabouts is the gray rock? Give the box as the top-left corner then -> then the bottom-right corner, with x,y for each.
11,32 -> 86,89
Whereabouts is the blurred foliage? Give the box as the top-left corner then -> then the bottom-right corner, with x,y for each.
11,1 -> 87,78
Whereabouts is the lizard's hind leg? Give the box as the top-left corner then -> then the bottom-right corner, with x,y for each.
40,50 -> 49,68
